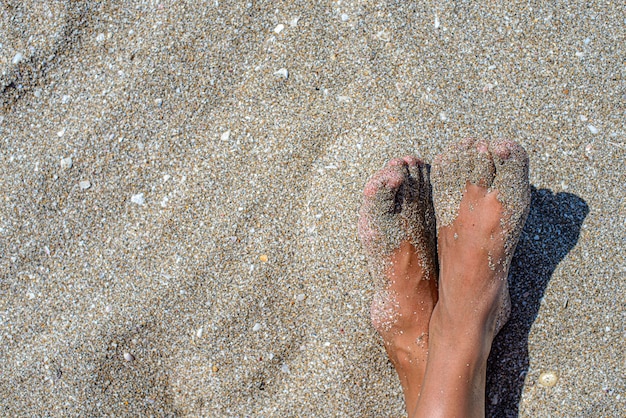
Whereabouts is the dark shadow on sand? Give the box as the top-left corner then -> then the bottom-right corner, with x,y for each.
485,186 -> 589,418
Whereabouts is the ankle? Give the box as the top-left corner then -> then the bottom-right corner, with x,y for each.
429,303 -> 494,362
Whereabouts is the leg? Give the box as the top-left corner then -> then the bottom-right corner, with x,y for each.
358,156 -> 439,414
413,138 -> 530,417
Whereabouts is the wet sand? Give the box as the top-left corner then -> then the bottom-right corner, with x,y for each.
1,1 -> 624,416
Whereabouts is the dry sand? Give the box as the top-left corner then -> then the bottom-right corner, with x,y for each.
1,1 -> 624,416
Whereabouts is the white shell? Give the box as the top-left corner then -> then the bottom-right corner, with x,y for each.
274,68 -> 289,79
12,53 -> 24,65
538,371 -> 558,387
61,157 -> 73,169
131,193 -> 145,205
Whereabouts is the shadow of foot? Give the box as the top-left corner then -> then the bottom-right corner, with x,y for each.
485,186 -> 589,417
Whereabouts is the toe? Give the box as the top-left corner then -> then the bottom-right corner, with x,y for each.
431,142 -> 465,229
490,138 -> 528,165
456,137 -> 477,151
388,157 -> 408,167
364,166 -> 403,198
401,155 -> 423,167
488,138 -> 531,245
362,162 -> 410,222
489,138 -> 530,186
470,139 -> 496,188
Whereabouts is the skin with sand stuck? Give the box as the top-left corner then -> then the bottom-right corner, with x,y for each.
359,138 -> 530,417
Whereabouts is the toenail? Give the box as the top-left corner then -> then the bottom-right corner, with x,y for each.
384,172 -> 403,188
389,158 -> 407,167
476,141 -> 489,153
402,156 -> 422,166
363,182 -> 378,197
494,144 -> 511,160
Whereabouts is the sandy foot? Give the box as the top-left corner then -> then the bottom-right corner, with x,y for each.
358,156 -> 438,413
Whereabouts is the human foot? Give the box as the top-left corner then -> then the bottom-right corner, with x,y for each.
413,138 -> 530,417
358,156 -> 438,413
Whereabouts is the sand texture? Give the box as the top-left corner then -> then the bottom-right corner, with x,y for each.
1,1 -> 624,416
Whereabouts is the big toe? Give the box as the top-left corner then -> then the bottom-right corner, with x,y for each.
362,165 -> 405,206
359,163 -> 408,249
432,138 -> 497,228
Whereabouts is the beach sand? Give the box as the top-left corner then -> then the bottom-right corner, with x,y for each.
1,1 -> 624,416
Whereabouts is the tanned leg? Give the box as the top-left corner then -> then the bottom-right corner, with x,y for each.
358,156 -> 439,415
413,138 -> 530,417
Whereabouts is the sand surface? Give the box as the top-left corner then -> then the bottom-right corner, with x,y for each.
1,1 -> 624,416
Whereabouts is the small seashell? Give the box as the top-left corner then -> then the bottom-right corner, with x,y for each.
341,14 -> 349,22
434,15 -> 440,29
289,17 -> 299,27
259,254 -> 268,263
376,31 -> 390,41
131,193 -> 145,205
296,294 -> 306,302
221,130 -> 230,141
60,157 -> 73,169
123,352 -> 135,362
96,33 -> 105,42
587,125 -> 599,134
274,24 -> 284,34
274,68 -> 289,79
212,365 -> 219,373
196,328 -> 203,338
538,371 -> 558,387
252,323 -> 261,332
79,180 -> 91,190
12,52 -> 24,65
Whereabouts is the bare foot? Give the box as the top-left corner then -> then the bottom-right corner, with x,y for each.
413,138 -> 530,417
358,156 -> 438,414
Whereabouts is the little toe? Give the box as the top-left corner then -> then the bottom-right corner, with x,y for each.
488,139 -> 531,213
490,138 -> 528,166
488,138 -> 531,252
